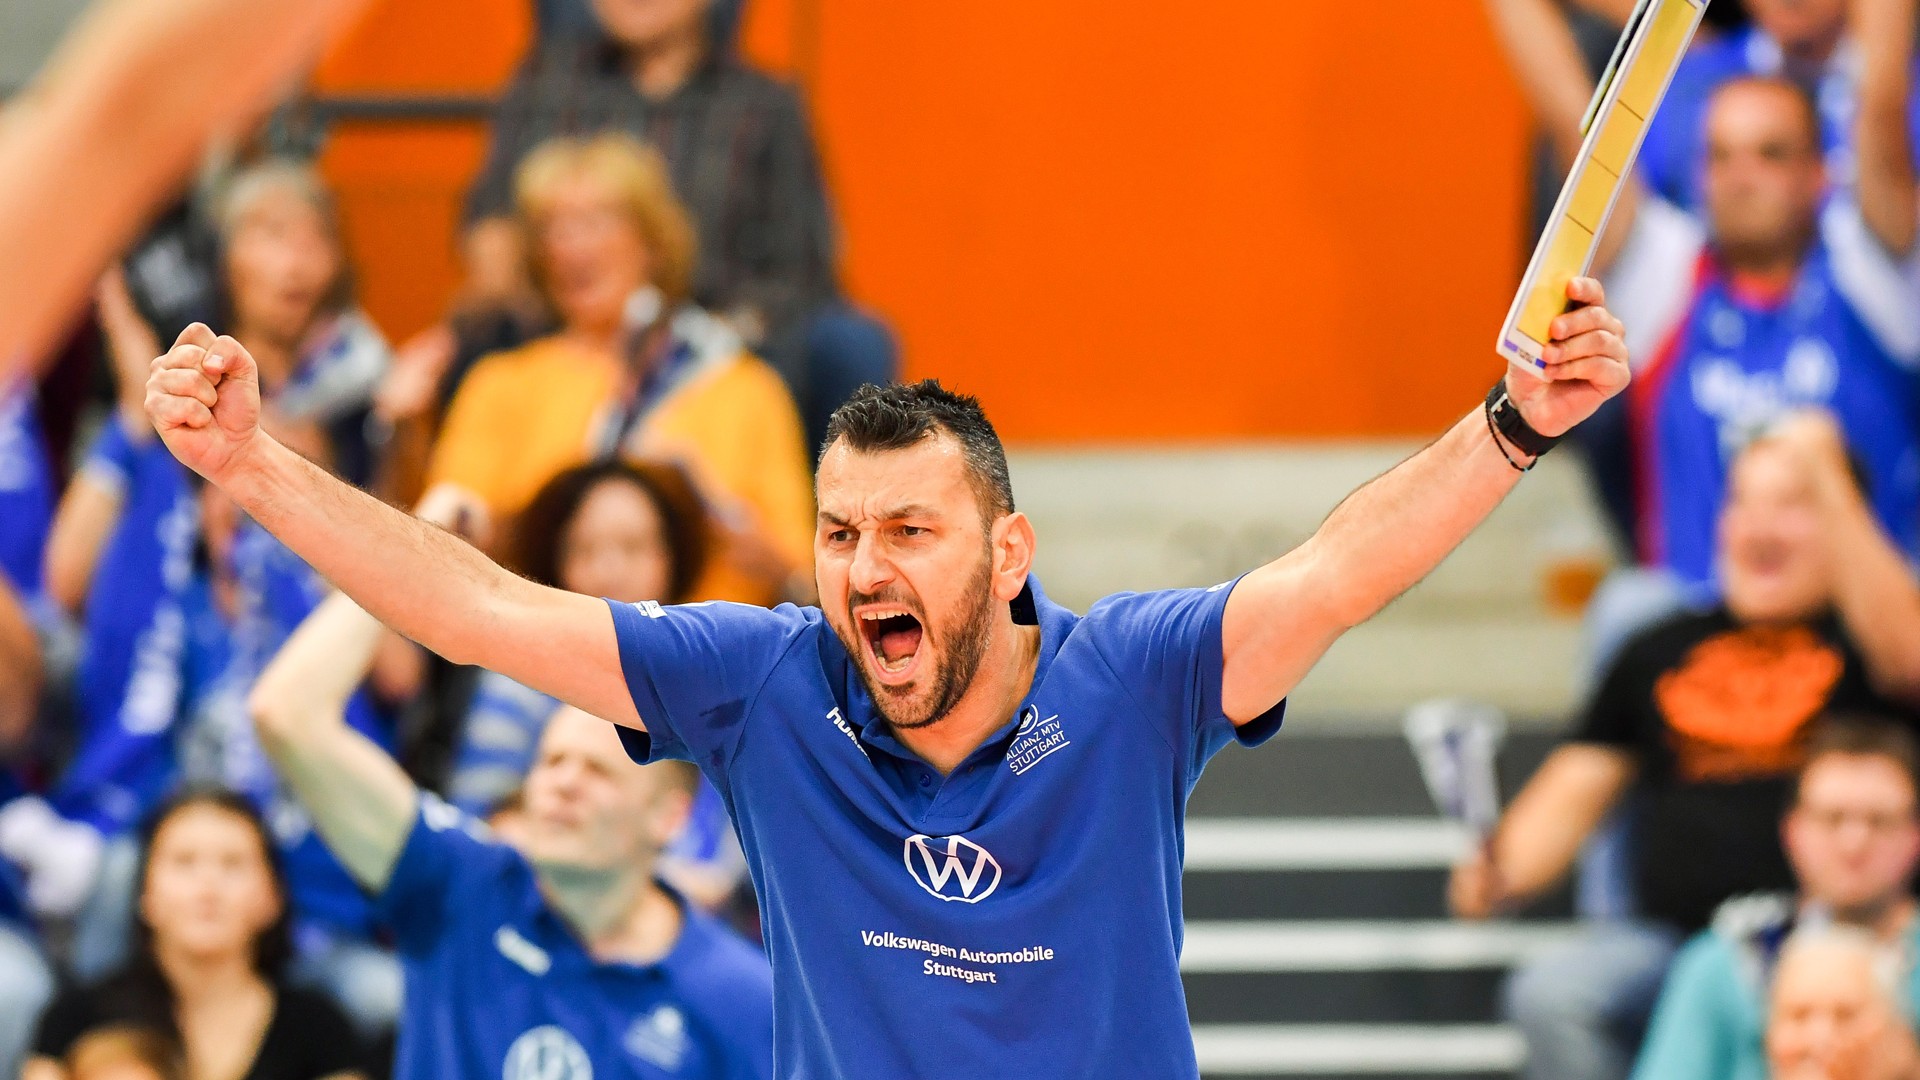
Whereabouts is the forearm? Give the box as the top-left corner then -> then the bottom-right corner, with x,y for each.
1491,745 -> 1635,903
1824,481 -> 1920,701
252,591 -> 386,728
1484,0 -> 1598,167
249,590 -> 419,892
0,578 -> 41,747
1222,409 -> 1523,719
224,435 -> 536,670
1299,408 -> 1525,627
1853,0 -> 1918,255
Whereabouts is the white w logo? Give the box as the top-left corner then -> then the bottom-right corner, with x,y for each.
904,834 -> 1002,903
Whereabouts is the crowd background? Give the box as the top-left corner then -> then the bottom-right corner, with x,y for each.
5,0 -> 1920,1078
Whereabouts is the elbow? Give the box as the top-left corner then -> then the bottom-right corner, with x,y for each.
246,680 -> 304,747
43,549 -> 91,617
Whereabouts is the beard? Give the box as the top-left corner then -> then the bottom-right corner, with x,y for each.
839,557 -> 996,733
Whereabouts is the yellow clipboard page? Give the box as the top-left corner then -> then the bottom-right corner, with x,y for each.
1497,0 -> 1709,374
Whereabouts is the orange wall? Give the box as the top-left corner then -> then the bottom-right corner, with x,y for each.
318,1 -> 1531,441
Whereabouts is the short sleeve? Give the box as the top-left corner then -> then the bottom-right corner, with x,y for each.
1083,580 -> 1285,780
1629,934 -> 1742,1080
1573,632 -> 1660,750
374,793 -> 521,957
1603,194 -> 1709,367
603,599 -> 809,770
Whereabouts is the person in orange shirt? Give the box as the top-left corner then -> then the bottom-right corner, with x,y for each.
424,134 -> 813,605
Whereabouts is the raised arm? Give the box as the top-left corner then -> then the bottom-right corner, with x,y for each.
248,591 -> 417,891
0,0 -> 367,377
1851,0 -> 1918,256
1484,0 -> 1641,272
146,323 -> 643,731
1776,413 -> 1920,702
1219,279 -> 1630,722
44,271 -> 160,613
1450,743 -> 1638,917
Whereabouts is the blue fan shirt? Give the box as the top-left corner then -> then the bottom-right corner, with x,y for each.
378,794 -> 774,1080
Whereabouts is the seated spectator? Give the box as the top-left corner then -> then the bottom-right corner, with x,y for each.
1633,0 -> 1920,216
248,533 -> 774,1079
210,160 -> 389,487
25,789 -> 364,1080
1634,717 -> 1920,1079
448,460 -> 706,812
1450,419 -> 1920,1080
41,471 -> 402,1033
31,163 -> 402,1025
47,159 -> 388,616
424,134 -> 813,606
420,0 -> 892,454
1766,927 -> 1920,1080
1488,0 -> 1920,595
63,1026 -> 185,1080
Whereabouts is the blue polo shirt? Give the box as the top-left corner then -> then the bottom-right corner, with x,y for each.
606,577 -> 1286,1078
378,794 -> 774,1080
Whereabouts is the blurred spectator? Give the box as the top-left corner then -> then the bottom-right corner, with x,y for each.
63,1026 -> 186,1080
447,458 -> 706,814
1488,0 -> 1920,598
25,790 -> 364,1080
429,0 -> 892,452
1766,927 -> 1920,1080
32,159 -> 402,1032
1450,421 -> 1920,1080
248,566 -> 774,1080
213,160 -> 389,487
424,134 -> 813,605
1634,717 -> 1920,1079
1633,0 -> 1920,217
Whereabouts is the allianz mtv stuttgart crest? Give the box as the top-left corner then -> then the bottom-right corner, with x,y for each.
904,833 -> 1002,903
503,1025 -> 592,1080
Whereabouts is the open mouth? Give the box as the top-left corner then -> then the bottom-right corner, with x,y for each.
859,608 -> 924,679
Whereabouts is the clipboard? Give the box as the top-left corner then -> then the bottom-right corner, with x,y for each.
1497,0 -> 1711,375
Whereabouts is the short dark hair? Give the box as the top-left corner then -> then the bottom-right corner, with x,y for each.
511,458 -> 711,602
1794,715 -> 1920,809
820,380 -> 1015,520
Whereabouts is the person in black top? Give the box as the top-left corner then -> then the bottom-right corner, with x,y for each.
26,789 -> 363,1080
1450,412 -> 1920,1080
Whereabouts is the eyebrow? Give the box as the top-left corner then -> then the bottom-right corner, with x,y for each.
818,504 -> 944,527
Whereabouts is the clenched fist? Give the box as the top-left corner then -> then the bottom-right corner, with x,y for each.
145,322 -> 264,483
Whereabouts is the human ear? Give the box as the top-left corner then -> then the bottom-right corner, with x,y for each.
989,513 -> 1036,601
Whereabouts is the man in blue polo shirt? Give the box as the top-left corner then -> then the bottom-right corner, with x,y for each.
145,257 -> 1630,1073
247,520 -> 773,1080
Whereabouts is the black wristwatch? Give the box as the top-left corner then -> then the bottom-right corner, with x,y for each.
1484,383 -> 1561,460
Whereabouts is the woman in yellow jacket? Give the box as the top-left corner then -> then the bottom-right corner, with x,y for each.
425,134 -> 813,605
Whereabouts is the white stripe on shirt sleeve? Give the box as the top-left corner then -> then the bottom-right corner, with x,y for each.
1601,194 -> 1707,369
1822,195 -> 1920,368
